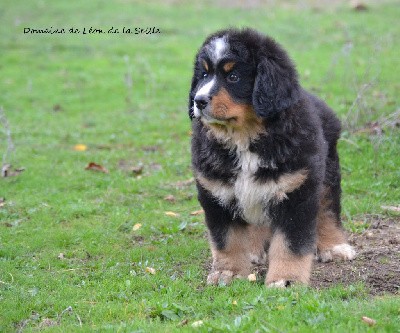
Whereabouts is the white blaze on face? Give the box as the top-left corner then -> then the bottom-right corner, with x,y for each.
193,78 -> 216,118
193,36 -> 228,119
207,36 -> 228,64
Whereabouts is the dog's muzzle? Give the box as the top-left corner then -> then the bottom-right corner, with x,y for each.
194,95 -> 210,111
194,95 -> 227,125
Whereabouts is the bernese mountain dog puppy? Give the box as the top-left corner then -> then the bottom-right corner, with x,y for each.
188,28 -> 356,287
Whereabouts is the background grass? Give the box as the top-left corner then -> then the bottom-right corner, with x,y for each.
1,0 -> 399,332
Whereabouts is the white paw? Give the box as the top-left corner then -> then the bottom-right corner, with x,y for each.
267,280 -> 291,288
318,243 -> 356,263
207,270 -> 243,285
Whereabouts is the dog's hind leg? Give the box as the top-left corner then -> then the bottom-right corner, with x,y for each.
316,185 -> 356,262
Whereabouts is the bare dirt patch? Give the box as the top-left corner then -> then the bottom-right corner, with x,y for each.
204,216 -> 399,295
311,216 -> 400,295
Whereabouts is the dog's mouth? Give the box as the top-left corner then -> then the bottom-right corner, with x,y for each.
199,110 -> 237,125
195,104 -> 238,125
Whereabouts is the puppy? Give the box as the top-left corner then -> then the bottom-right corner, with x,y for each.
188,28 -> 356,287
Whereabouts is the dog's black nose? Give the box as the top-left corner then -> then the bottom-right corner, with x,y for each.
195,96 -> 209,110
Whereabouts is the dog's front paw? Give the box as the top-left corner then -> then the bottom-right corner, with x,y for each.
318,243 -> 356,263
207,270 -> 245,285
267,280 -> 293,288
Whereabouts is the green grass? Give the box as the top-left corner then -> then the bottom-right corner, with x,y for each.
1,0 -> 399,331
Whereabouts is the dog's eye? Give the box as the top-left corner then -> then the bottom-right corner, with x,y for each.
227,73 -> 239,83
202,72 -> 208,78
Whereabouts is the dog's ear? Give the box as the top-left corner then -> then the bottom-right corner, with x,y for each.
252,58 -> 300,118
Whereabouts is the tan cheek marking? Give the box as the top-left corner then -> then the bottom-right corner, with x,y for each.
223,61 -> 236,72
205,88 -> 265,150
266,232 -> 313,285
210,88 -> 262,126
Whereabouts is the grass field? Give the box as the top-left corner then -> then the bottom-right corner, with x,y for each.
1,0 -> 399,332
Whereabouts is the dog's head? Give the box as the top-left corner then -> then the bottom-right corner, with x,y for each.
188,28 -> 300,125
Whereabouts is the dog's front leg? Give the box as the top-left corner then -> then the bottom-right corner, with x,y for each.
266,186 -> 318,287
197,183 -> 269,285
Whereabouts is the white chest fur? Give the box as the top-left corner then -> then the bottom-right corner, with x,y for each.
196,149 -> 308,225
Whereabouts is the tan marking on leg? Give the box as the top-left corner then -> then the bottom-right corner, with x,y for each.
266,232 -> 313,286
208,224 -> 271,285
316,187 -> 356,262
317,210 -> 346,250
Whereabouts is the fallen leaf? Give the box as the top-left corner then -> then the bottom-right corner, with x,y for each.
142,145 -> 160,153
365,231 -> 374,239
2,164 -> 12,177
57,253 -> 65,259
361,316 -> 376,326
39,318 -> 58,328
191,320 -> 204,328
232,300 -> 237,305
350,0 -> 368,11
381,205 -> 400,213
145,267 -> 156,275
85,162 -> 109,174
53,104 -> 63,112
0,197 -> 5,208
165,211 -> 180,217
190,209 -> 204,216
171,178 -> 195,189
164,194 -> 176,203
247,273 -> 257,282
131,165 -> 144,176
179,319 -> 189,326
149,163 -> 162,171
74,144 -> 88,151
132,223 -> 142,231
1,164 -> 25,177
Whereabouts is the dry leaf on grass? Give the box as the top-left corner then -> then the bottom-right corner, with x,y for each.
165,211 -> 180,217
381,205 -> 400,213
73,144 -> 88,151
164,194 -> 176,203
132,223 -> 142,231
39,318 -> 58,329
191,320 -> 204,328
190,209 -> 204,216
350,0 -> 368,11
85,162 -> 109,174
0,197 -> 5,208
145,267 -> 156,275
361,316 -> 376,326
53,104 -> 63,112
171,178 -> 195,189
131,165 -> 144,176
247,273 -> 257,282
1,164 -> 25,177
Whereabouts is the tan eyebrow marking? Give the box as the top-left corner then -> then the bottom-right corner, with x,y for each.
223,62 -> 236,72
202,60 -> 209,72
